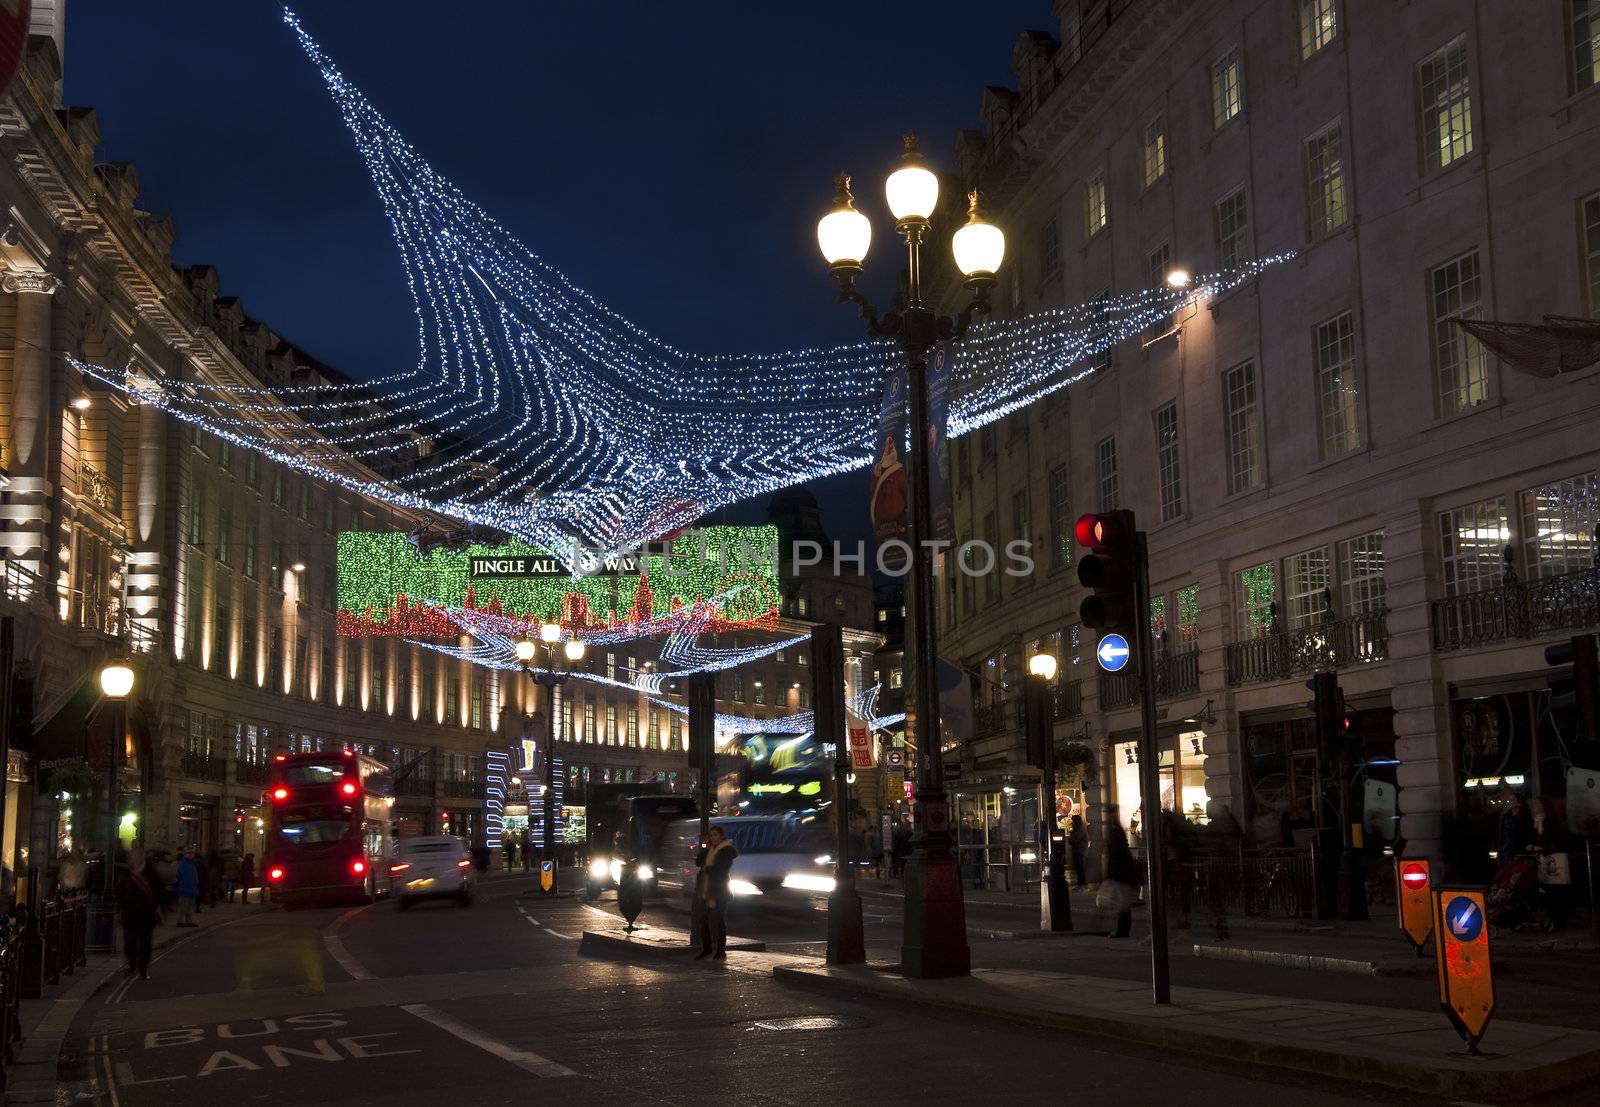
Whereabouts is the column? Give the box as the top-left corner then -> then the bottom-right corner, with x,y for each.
1,272 -> 61,584
1381,504 -> 1450,862
124,393 -> 166,653
1192,560 -> 1241,823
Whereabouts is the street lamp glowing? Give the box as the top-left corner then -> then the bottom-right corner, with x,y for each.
1028,652 -> 1058,681
99,661 -> 135,699
538,621 -> 562,645
563,639 -> 587,663
951,190 -> 1005,279
1165,268 -> 1192,289
884,133 -> 938,223
291,561 -> 307,573
816,173 -> 872,269
514,637 -> 537,663
71,396 -> 91,411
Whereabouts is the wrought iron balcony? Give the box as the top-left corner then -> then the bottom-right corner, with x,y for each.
236,759 -> 268,786
1223,611 -> 1388,686
1099,669 -> 1136,709
1432,564 -> 1600,652
1052,680 -> 1082,720
973,697 -> 1017,739
1155,647 -> 1201,699
178,750 -> 227,782
443,776 -> 483,798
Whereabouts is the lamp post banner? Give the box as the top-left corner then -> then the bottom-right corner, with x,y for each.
926,341 -> 955,543
870,364 -> 908,543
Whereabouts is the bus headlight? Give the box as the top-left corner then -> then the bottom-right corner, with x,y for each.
782,872 -> 836,893
589,857 -> 609,879
609,858 -> 624,884
729,878 -> 763,897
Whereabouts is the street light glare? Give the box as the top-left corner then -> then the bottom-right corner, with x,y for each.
99,662 -> 135,699
1165,267 -> 1192,289
952,190 -> 1005,278
563,639 -> 587,662
538,621 -> 562,644
514,637 -> 537,663
1028,652 -> 1058,681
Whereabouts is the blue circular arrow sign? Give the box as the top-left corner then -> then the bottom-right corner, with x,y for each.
1096,633 -> 1131,673
1445,895 -> 1483,943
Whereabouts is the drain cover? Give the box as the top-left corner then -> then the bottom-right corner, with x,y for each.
748,1014 -> 866,1032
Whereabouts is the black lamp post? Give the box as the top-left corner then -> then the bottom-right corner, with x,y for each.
1025,651 -> 1072,931
515,625 -> 586,893
95,660 -> 134,951
814,133 -> 1007,979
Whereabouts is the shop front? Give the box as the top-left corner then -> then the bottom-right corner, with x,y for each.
951,772 -> 1041,892
1241,703 -> 1396,852
1107,726 -> 1211,850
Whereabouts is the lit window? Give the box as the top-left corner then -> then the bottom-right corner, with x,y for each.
1039,217 -> 1060,283
1223,361 -> 1264,495
1140,114 -> 1167,188
1314,311 -> 1361,459
1085,172 -> 1108,237
1419,37 -> 1474,173
1210,48 -> 1242,128
1286,547 -> 1331,628
1430,251 -> 1487,418
1235,562 -> 1277,638
1581,193 -> 1600,316
1338,531 -> 1386,615
1521,472 -> 1599,578
1439,498 -> 1509,596
1298,0 -> 1338,59
1097,436 -> 1119,510
1574,0 -> 1600,92
1146,243 -> 1173,337
1305,120 -> 1347,239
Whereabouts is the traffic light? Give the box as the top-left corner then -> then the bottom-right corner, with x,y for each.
1074,510 -> 1138,636
1546,633 -> 1600,745
1304,670 -> 1340,764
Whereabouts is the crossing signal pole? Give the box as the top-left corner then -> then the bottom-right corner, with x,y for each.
1076,511 -> 1169,1004
1306,670 -> 1366,920
1547,633 -> 1600,747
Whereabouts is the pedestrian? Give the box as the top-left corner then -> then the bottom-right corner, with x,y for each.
222,850 -> 239,902
504,833 -> 517,870
1067,814 -> 1089,889
521,828 -> 534,871
238,853 -> 256,904
192,851 -> 209,915
1531,796 -> 1571,929
175,847 -> 200,927
694,826 -> 739,960
892,824 -> 911,878
204,850 -> 222,907
56,848 -> 87,896
1099,808 -> 1141,939
116,846 -> 161,980
153,848 -> 176,901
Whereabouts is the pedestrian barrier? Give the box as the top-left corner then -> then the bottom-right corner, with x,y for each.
1176,849 -> 1316,932
0,894 -> 86,1089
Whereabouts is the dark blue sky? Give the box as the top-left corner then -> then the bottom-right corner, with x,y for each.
65,1 -> 1047,545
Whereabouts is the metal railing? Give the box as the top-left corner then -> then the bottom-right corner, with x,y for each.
236,759 -> 268,786
1099,669 -> 1136,709
1223,611 -> 1388,686
395,774 -> 437,798
1052,680 -> 1082,720
179,750 -> 227,782
442,777 -> 483,799
973,698 -> 1013,738
1155,647 -> 1201,699
1173,849 -> 1315,924
0,558 -> 48,604
1432,563 -> 1600,651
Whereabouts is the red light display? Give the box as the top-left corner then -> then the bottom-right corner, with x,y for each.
267,866 -> 285,882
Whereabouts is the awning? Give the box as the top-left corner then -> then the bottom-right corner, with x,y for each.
30,668 -> 109,767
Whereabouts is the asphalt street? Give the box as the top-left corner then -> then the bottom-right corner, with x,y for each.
52,873 -> 1598,1106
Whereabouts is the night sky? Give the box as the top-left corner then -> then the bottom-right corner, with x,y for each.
65,1 -> 1048,547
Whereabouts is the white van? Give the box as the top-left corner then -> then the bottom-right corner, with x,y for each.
390,835 -> 474,908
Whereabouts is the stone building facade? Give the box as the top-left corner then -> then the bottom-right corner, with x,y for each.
935,0 -> 1600,876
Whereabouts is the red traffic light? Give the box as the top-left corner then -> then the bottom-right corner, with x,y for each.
1075,512 -> 1133,550
1400,862 -> 1429,890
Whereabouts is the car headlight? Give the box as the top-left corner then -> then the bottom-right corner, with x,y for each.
609,858 -> 624,884
814,854 -> 833,866
728,878 -> 763,897
589,857 -> 609,878
635,864 -> 654,881
782,872 -> 836,893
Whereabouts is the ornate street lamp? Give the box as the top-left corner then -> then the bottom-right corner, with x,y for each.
514,624 -> 585,893
97,660 -> 135,947
815,133 -> 1005,979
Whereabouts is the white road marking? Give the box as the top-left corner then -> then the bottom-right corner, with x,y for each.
322,905 -> 375,981
101,1034 -> 123,1107
401,1003 -> 574,1077
519,906 -> 575,940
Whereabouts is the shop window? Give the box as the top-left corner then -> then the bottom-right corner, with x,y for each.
1521,470 -> 1599,578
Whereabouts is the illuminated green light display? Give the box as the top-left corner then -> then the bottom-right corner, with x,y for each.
337,525 -> 780,637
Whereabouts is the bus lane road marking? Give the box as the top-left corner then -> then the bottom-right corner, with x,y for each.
400,1003 -> 574,1077
101,1011 -> 423,1094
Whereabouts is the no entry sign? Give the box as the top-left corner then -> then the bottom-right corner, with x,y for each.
1394,857 -> 1432,953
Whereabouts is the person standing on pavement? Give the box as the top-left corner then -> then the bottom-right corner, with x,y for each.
237,853 -> 256,904
1100,809 -> 1141,939
116,846 -> 162,979
1067,815 -> 1089,889
694,826 -> 739,960
522,827 -> 534,871
175,847 -> 200,927
504,833 -> 517,870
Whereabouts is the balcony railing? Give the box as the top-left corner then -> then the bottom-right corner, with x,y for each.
443,776 -> 483,799
1224,611 -> 1388,686
1052,680 -> 1082,720
1,558 -> 48,603
236,760 -> 268,786
1432,564 -> 1600,652
1099,669 -> 1136,709
395,774 -> 436,798
973,699 -> 1013,738
179,750 -> 227,782
1155,647 -> 1201,699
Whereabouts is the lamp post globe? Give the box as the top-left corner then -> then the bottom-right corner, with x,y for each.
513,637 -> 537,664
99,661 -> 135,699
884,133 -> 939,224
538,621 -> 562,645
952,190 -> 1006,281
563,639 -> 586,663
1027,652 -> 1058,682
817,173 -> 872,273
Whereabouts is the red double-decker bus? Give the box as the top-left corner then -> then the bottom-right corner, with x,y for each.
263,749 -> 394,905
